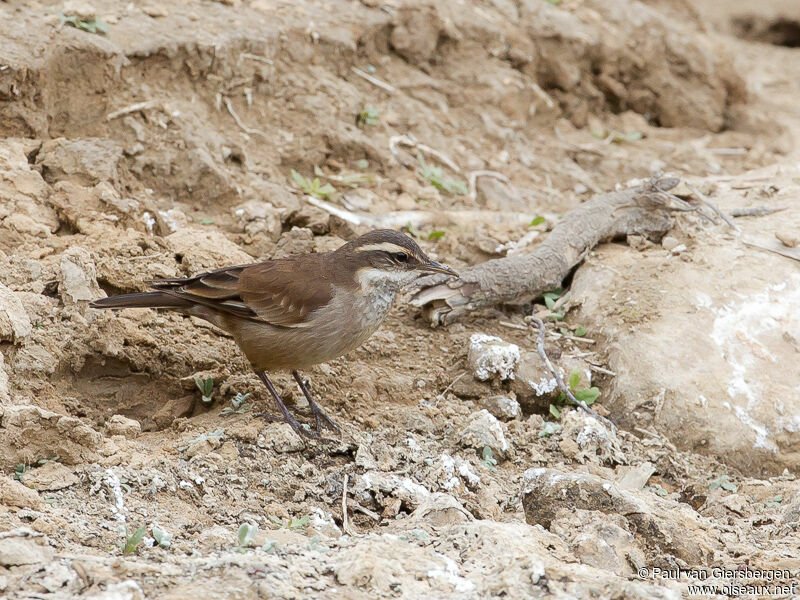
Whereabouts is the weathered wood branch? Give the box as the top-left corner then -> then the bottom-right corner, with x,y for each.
409,178 -> 680,325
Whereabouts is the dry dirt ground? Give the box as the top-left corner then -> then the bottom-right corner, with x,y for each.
1,0 -> 800,599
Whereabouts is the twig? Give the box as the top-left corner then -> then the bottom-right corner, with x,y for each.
587,363 -> 617,377
342,474 -> 350,535
686,184 -> 739,232
106,100 -> 160,121
389,135 -> 461,173
432,373 -> 466,406
223,97 -> 270,140
527,317 -> 616,435
730,206 -> 787,217
529,81 -> 556,108
741,237 -> 800,263
350,67 -> 396,94
498,320 -> 528,331
240,52 -> 274,65
549,332 -> 596,344
347,499 -> 381,521
468,170 -> 510,201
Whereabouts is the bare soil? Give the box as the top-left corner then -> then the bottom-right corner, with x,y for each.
1,0 -> 800,598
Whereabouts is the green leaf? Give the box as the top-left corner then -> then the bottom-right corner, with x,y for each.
530,215 -> 546,227
152,525 -> 172,548
481,446 -> 498,468
427,230 -> 445,240
574,387 -> 600,406
549,404 -> 561,419
544,296 -> 556,310
709,475 -> 737,493
539,422 -> 562,438
291,169 -> 306,188
238,523 -> 258,547
574,326 -> 587,337
568,370 -> 581,391
289,515 -> 310,530
123,526 -> 146,555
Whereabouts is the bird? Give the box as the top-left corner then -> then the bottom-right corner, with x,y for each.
89,229 -> 458,440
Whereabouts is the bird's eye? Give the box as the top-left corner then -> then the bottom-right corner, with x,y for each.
394,252 -> 409,263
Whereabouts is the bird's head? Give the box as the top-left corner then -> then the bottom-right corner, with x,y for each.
337,229 -> 458,291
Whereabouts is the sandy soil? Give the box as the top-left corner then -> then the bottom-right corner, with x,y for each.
1,0 -> 800,598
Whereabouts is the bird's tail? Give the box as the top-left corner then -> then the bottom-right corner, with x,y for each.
89,292 -> 191,310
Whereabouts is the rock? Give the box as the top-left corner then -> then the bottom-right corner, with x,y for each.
142,4 -> 169,18
457,409 -> 510,459
62,0 -> 96,20
467,334 -> 520,381
20,461 -> 79,491
166,228 -> 253,274
12,344 -> 56,375
571,242 -> 800,474
262,423 -> 306,453
106,415 -> 142,438
37,138 -> 121,186
84,580 -> 146,600
511,351 -> 559,410
558,411 -> 626,465
403,493 -> 472,528
59,246 -> 103,304
0,352 -> 9,403
0,529 -> 53,566
152,395 -> 195,429
389,6 -> 445,66
669,243 -> 687,254
522,467 -> 719,564
0,405 -> 101,469
0,475 -> 43,509
616,462 -> 656,491
660,235 -> 680,251
0,282 -> 32,343
481,394 -> 521,421
775,229 -> 799,248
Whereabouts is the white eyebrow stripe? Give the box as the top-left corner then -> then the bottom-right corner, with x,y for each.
354,242 -> 410,253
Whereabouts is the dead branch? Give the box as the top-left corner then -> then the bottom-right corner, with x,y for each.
731,206 -> 787,217
409,178 -> 679,325
686,183 -> 739,231
528,317 -> 616,435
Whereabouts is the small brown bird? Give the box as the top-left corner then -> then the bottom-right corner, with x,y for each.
90,229 -> 457,440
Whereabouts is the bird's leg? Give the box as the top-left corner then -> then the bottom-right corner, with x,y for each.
255,371 -> 325,441
292,370 -> 341,434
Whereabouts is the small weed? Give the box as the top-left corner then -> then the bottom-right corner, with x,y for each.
194,377 -> 214,404
221,392 -> 251,416
178,429 -> 225,451
13,463 -> 31,481
539,421 -> 562,438
291,169 -> 335,199
548,404 -> 561,419
766,495 -> 783,507
235,523 -> 259,552
542,289 -> 564,321
268,514 -> 310,531
200,218 -> 214,225
120,525 -> 146,555
416,154 -> 467,196
152,524 -> 173,548
59,13 -> 109,35
481,446 -> 498,470
648,484 -> 669,497
561,369 -> 600,406
709,475 -> 737,493
357,106 -> 380,127
427,230 -> 446,241
530,215 -> 546,227
574,326 -> 587,337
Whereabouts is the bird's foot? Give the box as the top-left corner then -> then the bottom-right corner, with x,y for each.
292,370 -> 341,434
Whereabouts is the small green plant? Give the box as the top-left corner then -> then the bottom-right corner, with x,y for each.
766,495 -> 783,507
416,154 -> 467,196
13,463 -> 31,481
709,474 -> 737,493
574,326 -> 587,337
268,515 -> 310,531
530,215 -> 546,227
539,421 -> 562,438
221,392 -> 252,416
549,370 -> 600,419
59,13 -> 109,35
235,523 -> 259,553
481,446 -> 497,470
542,290 -> 564,321
152,524 -> 172,548
357,106 -> 380,127
194,377 -> 214,404
427,230 -> 446,241
120,525 -> 146,555
291,169 -> 335,199
549,404 -> 561,419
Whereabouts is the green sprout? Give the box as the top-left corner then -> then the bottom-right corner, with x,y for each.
481,446 -> 497,470
221,392 -> 251,416
427,230 -> 446,240
59,13 -> 109,35
120,525 -> 146,555
194,377 -> 214,404
357,106 -> 380,127
530,215 -> 546,227
268,514 -> 310,531
539,421 -> 562,438
709,475 -> 737,493
291,169 -> 336,199
152,524 -> 172,548
416,154 -> 467,196
235,523 -> 259,553
542,290 -> 564,321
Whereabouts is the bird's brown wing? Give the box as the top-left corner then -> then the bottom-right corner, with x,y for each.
149,256 -> 334,328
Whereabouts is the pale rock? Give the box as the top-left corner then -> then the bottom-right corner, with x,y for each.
775,229 -> 799,248
166,227 -> 252,273
559,410 -> 626,465
62,0 -> 96,19
0,529 -> 53,566
59,246 -> 103,304
468,334 -> 520,381
482,394 -> 521,421
0,282 -> 32,343
404,493 -> 472,528
20,461 -> 79,491
0,475 -> 43,509
660,235 -> 680,251
84,580 -> 146,600
457,409 -> 510,459
106,415 -> 141,438
13,344 -> 57,375
37,138 -> 121,185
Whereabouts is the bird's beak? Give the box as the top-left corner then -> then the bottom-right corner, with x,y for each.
420,260 -> 459,277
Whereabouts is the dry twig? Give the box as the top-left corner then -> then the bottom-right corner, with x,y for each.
730,206 -> 787,217
106,100 -> 160,121
342,474 -> 350,535
686,183 -> 739,231
389,135 -> 461,173
468,170 -> 510,201
350,67 -> 396,94
528,317 -> 616,435
223,98 -> 270,140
